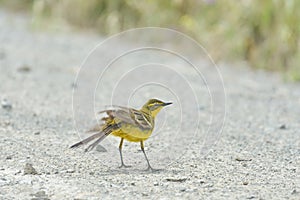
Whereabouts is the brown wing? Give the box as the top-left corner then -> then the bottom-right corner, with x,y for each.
99,106 -> 153,130
70,106 -> 152,151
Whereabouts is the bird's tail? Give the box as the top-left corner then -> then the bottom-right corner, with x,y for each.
70,132 -> 105,148
70,123 -> 119,151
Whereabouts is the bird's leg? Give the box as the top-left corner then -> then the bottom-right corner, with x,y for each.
140,141 -> 155,171
118,138 -> 131,168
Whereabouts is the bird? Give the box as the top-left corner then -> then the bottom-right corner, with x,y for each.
70,98 -> 172,170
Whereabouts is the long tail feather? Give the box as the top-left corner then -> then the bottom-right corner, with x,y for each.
70,123 -> 120,150
70,131 -> 105,148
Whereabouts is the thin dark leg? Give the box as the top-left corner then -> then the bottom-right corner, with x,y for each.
140,141 -> 154,171
118,138 -> 130,168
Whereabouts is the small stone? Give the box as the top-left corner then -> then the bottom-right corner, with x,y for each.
292,189 -> 298,195
3,120 -> 11,126
279,124 -> 287,130
14,170 -> 21,175
235,157 -> 252,162
243,181 -> 249,185
206,183 -> 214,188
95,145 -> 107,152
6,156 -> 12,160
35,191 -> 46,196
154,182 -> 159,186
165,177 -> 187,182
24,163 -> 38,175
17,65 -> 31,73
209,188 -> 217,193
34,131 -> 40,135
66,169 -> 75,173
1,99 -> 12,110
130,182 -> 135,186
142,192 -> 148,196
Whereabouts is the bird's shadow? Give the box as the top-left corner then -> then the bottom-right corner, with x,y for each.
94,167 -> 182,176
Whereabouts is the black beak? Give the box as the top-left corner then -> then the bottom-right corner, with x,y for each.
162,102 -> 172,106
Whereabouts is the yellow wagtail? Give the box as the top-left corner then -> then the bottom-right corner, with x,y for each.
70,99 -> 172,170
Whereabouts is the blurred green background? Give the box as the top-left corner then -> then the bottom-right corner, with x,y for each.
1,0 -> 299,81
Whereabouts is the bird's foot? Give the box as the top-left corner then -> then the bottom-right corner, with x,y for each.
145,166 -> 160,172
119,164 -> 131,168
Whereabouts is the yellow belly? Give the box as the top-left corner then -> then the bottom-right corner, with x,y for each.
111,129 -> 152,142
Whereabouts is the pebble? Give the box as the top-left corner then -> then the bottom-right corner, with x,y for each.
95,145 -> 107,152
154,182 -> 159,186
165,177 -> 187,182
279,124 -> 287,130
209,188 -> 218,193
24,163 -> 38,175
1,99 -> 12,110
243,181 -> 249,185
3,120 -> 11,126
235,157 -> 252,162
292,189 -> 298,195
66,169 -> 75,173
142,192 -> 148,196
17,64 -> 31,73
6,155 -> 12,160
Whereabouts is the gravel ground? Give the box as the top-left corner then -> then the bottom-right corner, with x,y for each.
0,10 -> 300,200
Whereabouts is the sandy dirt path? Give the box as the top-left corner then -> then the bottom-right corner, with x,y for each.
0,10 -> 299,200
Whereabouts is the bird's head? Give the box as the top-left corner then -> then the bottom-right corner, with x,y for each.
141,99 -> 172,117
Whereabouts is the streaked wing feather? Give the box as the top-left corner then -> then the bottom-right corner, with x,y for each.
130,109 -> 152,130
98,106 -> 152,130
